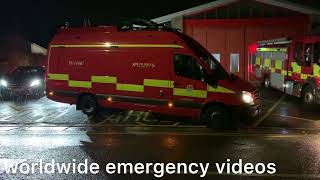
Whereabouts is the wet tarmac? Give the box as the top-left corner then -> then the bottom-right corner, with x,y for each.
0,89 -> 320,179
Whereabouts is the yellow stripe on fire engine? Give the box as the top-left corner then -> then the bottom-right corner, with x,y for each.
51,44 -> 184,49
291,62 -> 301,73
275,60 -> 283,70
173,88 -> 207,98
116,83 -> 144,92
143,79 -> 174,88
207,85 -> 235,94
255,57 -> 261,65
281,70 -> 287,75
301,74 -> 309,80
48,73 -> 69,81
314,64 -> 320,77
257,48 -> 287,52
91,76 -> 117,84
263,58 -> 271,68
68,80 -> 92,88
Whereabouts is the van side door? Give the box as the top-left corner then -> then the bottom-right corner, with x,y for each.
171,54 -> 207,109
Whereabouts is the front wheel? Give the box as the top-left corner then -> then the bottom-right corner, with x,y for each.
202,106 -> 235,130
301,86 -> 315,104
79,95 -> 98,116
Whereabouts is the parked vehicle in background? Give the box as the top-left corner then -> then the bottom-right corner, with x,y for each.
46,19 -> 260,129
0,66 -> 46,98
251,36 -> 320,104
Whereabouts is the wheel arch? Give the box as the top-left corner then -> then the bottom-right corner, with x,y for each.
76,92 -> 96,110
201,101 -> 229,117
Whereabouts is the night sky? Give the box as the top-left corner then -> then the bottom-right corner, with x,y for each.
0,0 -> 213,47
0,0 -> 319,47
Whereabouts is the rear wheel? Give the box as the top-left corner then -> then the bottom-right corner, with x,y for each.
79,95 -> 98,116
301,86 -> 315,104
202,106 -> 234,130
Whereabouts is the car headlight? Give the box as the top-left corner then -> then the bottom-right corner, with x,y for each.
0,79 -> 8,87
241,91 -> 254,104
30,79 -> 41,87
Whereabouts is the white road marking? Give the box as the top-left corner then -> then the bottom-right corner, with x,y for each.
254,94 -> 286,127
0,127 -> 17,131
272,114 -> 318,122
0,116 -> 12,121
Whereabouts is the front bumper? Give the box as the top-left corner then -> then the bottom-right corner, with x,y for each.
231,104 -> 260,122
0,86 -> 45,97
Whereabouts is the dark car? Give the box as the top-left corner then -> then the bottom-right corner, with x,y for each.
0,66 -> 46,98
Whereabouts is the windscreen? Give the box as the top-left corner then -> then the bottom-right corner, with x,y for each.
176,32 -> 229,80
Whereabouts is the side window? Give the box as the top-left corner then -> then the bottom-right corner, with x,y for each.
314,43 -> 320,64
174,54 -> 203,80
294,42 -> 304,66
304,44 -> 313,67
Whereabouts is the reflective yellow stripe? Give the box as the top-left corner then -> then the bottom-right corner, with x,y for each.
301,74 -> 309,80
144,79 -> 174,88
69,80 -> 92,88
275,60 -> 282,70
173,88 -> 207,98
256,57 -> 261,65
92,76 -> 117,84
281,70 -> 287,75
264,58 -> 271,68
51,44 -> 184,49
292,62 -> 301,73
257,48 -> 287,52
207,85 -> 235,94
314,64 -> 320,77
48,74 -> 236,96
48,73 -> 69,81
116,83 -> 144,92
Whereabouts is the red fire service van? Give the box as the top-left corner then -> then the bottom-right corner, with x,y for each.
251,35 -> 320,104
46,20 -> 259,128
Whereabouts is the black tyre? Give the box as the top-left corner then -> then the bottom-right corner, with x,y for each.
301,86 -> 315,104
262,76 -> 270,88
79,95 -> 98,116
202,106 -> 234,130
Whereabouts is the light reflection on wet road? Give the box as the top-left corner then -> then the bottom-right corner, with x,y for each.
0,89 -> 320,179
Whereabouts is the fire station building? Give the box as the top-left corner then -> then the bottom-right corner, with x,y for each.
152,0 -> 320,80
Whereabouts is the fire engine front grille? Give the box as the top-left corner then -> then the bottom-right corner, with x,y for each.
8,84 -> 24,89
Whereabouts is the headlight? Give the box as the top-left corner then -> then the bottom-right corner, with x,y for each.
241,91 -> 254,104
0,79 -> 8,87
30,79 -> 41,87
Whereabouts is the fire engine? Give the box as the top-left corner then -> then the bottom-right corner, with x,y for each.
46,19 -> 259,128
251,35 -> 320,104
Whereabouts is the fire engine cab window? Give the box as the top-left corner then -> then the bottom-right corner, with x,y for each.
314,43 -> 320,64
304,44 -> 313,67
294,42 -> 303,66
174,54 -> 202,80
